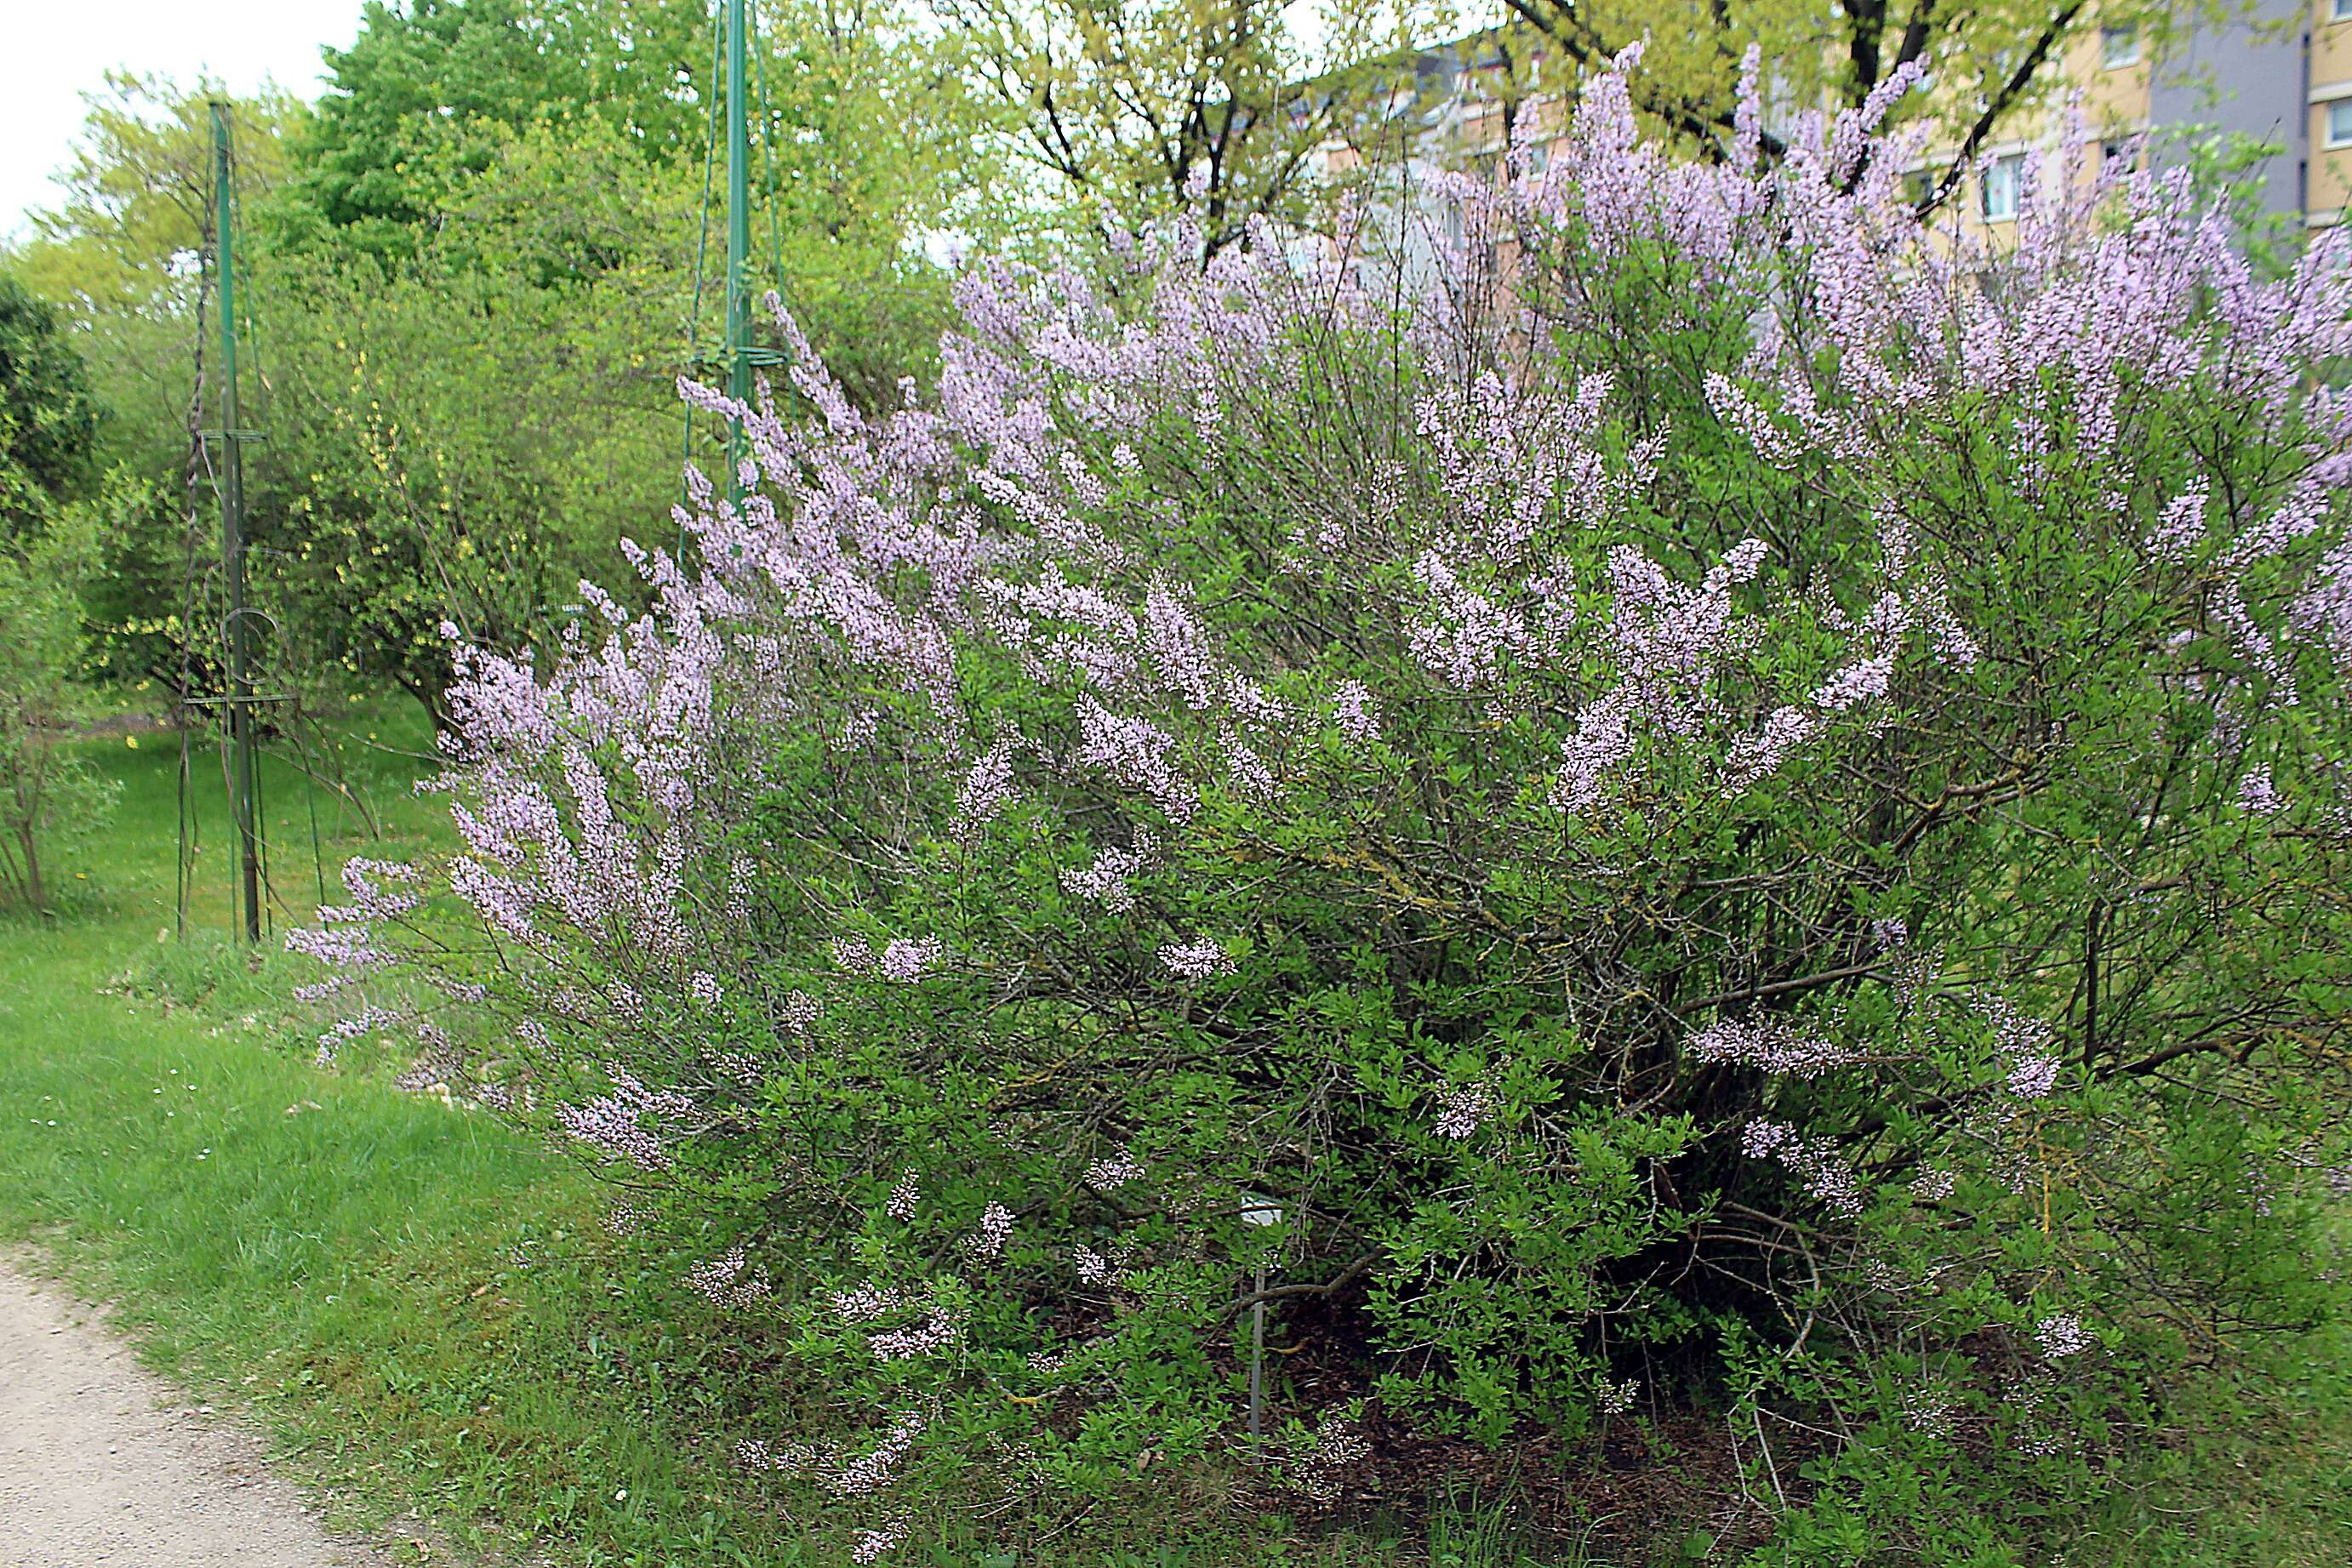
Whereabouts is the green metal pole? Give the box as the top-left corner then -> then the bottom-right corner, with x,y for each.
211,101 -> 262,944
725,0 -> 752,503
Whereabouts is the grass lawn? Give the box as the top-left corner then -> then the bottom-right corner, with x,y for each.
0,714 -> 832,1564
0,713 -> 2346,1566
0,712 -> 1410,1566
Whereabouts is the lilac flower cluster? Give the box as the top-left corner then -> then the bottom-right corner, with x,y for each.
1289,1417 -> 1372,1504
2238,767 -> 2286,816
1157,939 -> 1234,982
1331,679 -> 1380,747
686,1244 -> 772,1312
954,744 -> 1020,830
1978,997 -> 2063,1102
1909,1167 -> 1957,1202
1060,830 -> 1155,914
965,1201 -> 1014,1260
850,1522 -> 908,1565
828,1410 -> 926,1497
868,1309 -> 963,1363
1901,1387 -> 1955,1440
834,936 -> 946,982
312,1006 -> 397,1069
734,1436 -> 816,1474
2034,1313 -> 2093,1360
1084,1152 -> 1144,1191
1686,1016 -> 1860,1080
886,1169 -> 921,1221
1744,1120 -> 1866,1217
829,1282 -> 909,1321
1431,1081 -> 1496,1140
555,1065 -> 696,1171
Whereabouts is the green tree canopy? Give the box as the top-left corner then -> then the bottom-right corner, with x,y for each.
941,0 -> 1442,252
284,0 -> 711,263
0,274 -> 102,541
9,76 -> 300,325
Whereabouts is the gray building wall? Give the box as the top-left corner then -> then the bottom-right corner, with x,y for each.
2147,0 -> 2309,216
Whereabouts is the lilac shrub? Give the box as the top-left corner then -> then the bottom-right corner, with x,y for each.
296,52 -> 2352,1556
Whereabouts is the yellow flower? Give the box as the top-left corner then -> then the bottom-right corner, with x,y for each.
125,736 -> 140,750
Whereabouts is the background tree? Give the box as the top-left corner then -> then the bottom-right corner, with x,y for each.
9,73 -> 301,337
937,0 -> 1441,252
3,82 -> 300,683
281,0 -> 711,265
249,119 -> 696,725
9,2 -> 993,721
0,288 -> 118,912
0,505 -> 119,913
0,275 -> 104,542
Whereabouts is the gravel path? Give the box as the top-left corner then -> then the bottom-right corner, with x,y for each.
0,1261 -> 397,1567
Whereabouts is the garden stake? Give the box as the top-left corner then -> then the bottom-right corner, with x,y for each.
208,100 -> 262,943
1242,1196 -> 1282,1443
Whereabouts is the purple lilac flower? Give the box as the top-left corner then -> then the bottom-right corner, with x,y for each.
1432,1081 -> 1496,1139
849,1521 -> 907,1564
1158,939 -> 1235,981
686,1244 -> 771,1311
955,744 -> 1019,830
868,1309 -> 962,1362
886,1169 -> 921,1221
1085,1152 -> 1144,1190
1742,1119 -> 1865,1217
1910,1167 -> 1957,1200
1687,1017 -> 1858,1079
966,1201 -> 1014,1259
2238,766 -> 2285,815
829,1411 -> 925,1497
2035,1313 -> 2092,1360
1061,830 -> 1155,914
1332,679 -> 1381,746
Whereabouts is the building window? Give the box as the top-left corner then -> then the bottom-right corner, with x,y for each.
1982,153 -> 2024,222
2331,99 -> 2352,149
2100,25 -> 2138,69
2335,0 -> 2352,23
2101,140 -> 2135,175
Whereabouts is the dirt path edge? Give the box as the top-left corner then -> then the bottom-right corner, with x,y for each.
0,1254 -> 406,1567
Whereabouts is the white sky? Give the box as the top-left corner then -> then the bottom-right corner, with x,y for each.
1,0 -> 365,241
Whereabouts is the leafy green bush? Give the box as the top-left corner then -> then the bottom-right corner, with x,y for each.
0,272 -> 100,543
294,58 -> 2352,1562
0,274 -> 117,911
0,500 -> 121,911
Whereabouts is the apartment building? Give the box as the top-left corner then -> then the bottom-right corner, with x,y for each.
2302,2 -> 2352,223
1316,4 -> 2338,238
1954,0 -> 2321,239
